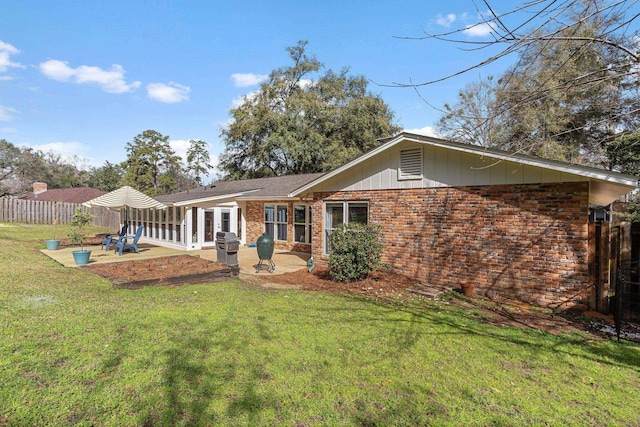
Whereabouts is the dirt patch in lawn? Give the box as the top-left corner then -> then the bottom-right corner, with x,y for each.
81,255 -> 232,287
259,267 -> 417,298
58,234 -> 106,247
82,255 -> 631,340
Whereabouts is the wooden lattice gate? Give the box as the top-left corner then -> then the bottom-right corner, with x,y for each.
589,221 -> 610,312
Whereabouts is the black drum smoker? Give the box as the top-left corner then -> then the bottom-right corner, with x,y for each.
256,233 -> 275,273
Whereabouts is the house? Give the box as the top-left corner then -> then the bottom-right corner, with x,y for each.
21,182 -> 107,204
132,132 -> 638,309
148,173 -> 324,251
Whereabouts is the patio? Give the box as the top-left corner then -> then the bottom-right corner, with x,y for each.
41,243 -> 311,276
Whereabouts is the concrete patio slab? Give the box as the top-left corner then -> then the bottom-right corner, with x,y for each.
199,246 -> 311,276
41,243 -> 310,276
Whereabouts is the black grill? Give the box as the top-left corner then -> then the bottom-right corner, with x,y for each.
216,231 -> 239,266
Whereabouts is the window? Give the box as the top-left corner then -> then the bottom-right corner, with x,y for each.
348,203 -> 368,224
324,202 -> 369,254
265,204 -> 288,241
221,210 -> 231,232
294,205 -> 312,244
277,206 -> 288,241
265,205 -> 275,238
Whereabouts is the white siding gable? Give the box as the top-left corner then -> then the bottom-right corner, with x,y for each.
311,141 -> 589,193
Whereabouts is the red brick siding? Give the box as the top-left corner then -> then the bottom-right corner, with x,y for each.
311,182 -> 590,309
244,201 -> 312,253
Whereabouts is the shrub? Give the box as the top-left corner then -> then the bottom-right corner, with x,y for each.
328,222 -> 383,282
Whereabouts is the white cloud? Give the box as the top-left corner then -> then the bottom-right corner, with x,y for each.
29,141 -> 88,158
231,90 -> 259,108
146,82 -> 190,103
0,40 -> 24,74
169,139 -> 191,161
39,59 -> 141,93
463,21 -> 496,37
0,105 -> 18,121
231,73 -> 268,87
18,141 -> 93,167
436,13 -> 457,27
405,126 -> 441,138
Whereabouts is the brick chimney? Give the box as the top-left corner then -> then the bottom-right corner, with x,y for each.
33,182 -> 47,195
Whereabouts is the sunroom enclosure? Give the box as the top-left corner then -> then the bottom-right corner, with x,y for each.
126,204 -> 243,251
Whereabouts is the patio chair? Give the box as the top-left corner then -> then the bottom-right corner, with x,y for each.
115,225 -> 144,256
100,224 -> 128,251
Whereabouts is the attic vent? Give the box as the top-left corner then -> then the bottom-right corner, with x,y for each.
398,148 -> 423,180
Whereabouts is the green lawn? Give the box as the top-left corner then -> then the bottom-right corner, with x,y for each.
1,223 -> 640,426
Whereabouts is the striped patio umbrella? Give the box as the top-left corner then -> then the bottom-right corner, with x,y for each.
82,186 -> 167,210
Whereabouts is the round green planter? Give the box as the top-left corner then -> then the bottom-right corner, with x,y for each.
45,239 -> 60,250
72,250 -> 91,265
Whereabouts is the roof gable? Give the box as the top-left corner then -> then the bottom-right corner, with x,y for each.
289,132 -> 639,206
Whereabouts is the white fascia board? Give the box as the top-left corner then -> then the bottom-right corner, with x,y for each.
172,191 -> 255,207
236,196 -> 302,201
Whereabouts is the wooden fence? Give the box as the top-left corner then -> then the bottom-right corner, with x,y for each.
610,222 -> 640,323
0,198 -> 120,229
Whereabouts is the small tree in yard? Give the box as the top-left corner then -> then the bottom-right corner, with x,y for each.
68,207 -> 93,251
328,222 -> 383,282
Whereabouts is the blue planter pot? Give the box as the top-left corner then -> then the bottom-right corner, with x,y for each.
72,250 -> 91,265
45,239 -> 60,250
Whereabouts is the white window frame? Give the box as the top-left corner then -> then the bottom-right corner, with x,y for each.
265,204 -> 288,241
323,201 -> 369,254
293,204 -> 312,245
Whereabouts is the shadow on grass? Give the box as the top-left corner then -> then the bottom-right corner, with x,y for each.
158,317 -> 277,425
299,291 -> 640,371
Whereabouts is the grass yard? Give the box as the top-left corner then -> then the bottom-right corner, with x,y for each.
1,223 -> 640,426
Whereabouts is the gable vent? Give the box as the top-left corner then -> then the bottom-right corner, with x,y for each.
398,148 -> 423,180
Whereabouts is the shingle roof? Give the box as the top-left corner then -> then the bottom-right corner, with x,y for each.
21,187 -> 107,204
155,173 -> 325,205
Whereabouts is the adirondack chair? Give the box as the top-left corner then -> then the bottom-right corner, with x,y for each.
115,225 -> 144,256
100,224 -> 128,251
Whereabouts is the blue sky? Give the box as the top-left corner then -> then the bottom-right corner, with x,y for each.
1,0 -> 510,179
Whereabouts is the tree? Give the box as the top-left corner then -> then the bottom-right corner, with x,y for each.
0,140 -> 52,196
437,76 -> 507,147
0,139 -> 21,195
604,131 -> 640,175
429,1 -> 639,165
185,139 -> 213,185
1,139 -> 96,196
89,161 -> 124,191
219,40 -> 400,179
41,152 -> 92,189
398,0 -> 638,89
122,130 -> 183,196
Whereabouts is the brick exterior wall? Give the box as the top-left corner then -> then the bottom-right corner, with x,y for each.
311,182 -> 591,309
244,201 -> 312,253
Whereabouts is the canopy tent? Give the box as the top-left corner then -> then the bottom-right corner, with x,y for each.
82,186 -> 167,210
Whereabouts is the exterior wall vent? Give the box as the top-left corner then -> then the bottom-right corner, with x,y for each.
398,148 -> 423,180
